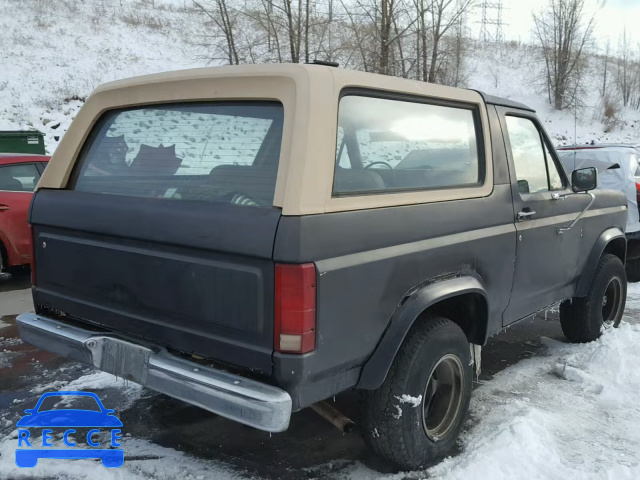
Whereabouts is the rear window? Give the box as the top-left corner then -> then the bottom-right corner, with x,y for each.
73,102 -> 284,207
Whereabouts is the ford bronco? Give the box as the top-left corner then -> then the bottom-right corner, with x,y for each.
17,64 -> 628,470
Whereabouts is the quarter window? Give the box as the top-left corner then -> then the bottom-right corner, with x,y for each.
0,164 -> 40,192
506,116 -> 564,194
333,95 -> 481,196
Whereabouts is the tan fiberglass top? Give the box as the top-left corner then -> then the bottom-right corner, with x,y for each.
39,63 -> 493,215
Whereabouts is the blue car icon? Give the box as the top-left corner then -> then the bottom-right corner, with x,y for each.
16,391 -> 124,468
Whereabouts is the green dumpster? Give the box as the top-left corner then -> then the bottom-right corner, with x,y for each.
0,131 -> 46,155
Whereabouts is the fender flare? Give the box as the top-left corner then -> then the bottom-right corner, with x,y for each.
575,227 -> 626,297
356,275 -> 488,390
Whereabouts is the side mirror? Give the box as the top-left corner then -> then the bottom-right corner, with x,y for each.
572,167 -> 597,193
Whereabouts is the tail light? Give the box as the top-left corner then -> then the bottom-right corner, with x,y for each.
28,225 -> 36,286
274,263 -> 316,354
635,182 -> 640,203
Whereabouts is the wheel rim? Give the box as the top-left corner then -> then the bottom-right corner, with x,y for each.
422,354 -> 464,441
602,276 -> 623,328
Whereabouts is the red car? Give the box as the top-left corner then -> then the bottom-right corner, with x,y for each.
0,154 -> 49,272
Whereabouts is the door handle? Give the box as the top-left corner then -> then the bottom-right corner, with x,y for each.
0,205 -> 9,211
517,210 -> 536,221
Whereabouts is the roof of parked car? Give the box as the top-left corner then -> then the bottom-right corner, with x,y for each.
0,153 -> 50,165
557,143 -> 640,150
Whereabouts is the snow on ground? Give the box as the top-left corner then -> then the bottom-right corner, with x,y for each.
0,434 -> 240,480
30,370 -> 144,411
340,321 -> 640,479
465,42 -> 640,147
0,0 -> 205,153
1,1 -> 638,156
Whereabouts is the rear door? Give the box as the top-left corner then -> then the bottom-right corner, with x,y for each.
0,163 -> 41,264
499,109 -> 590,325
30,102 -> 285,374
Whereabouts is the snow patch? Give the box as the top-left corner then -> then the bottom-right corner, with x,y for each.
392,405 -> 403,419
340,321 -> 640,479
395,394 -> 422,407
0,434 -> 239,480
31,370 -> 144,411
32,371 -> 141,393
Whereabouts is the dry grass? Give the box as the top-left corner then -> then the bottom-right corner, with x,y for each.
119,11 -> 164,29
602,95 -> 623,133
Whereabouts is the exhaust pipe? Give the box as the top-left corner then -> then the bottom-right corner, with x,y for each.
310,401 -> 356,434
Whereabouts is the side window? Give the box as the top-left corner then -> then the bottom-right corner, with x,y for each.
506,116 -> 564,194
0,164 -> 41,192
333,95 -> 481,196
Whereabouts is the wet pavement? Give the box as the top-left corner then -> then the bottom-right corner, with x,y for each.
0,270 -> 581,478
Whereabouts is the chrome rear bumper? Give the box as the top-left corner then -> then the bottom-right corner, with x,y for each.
17,312 -> 292,432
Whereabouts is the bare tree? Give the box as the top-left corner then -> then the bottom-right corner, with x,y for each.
304,0 -> 310,62
281,0 -> 301,62
189,0 -> 474,86
412,0 -> 430,80
192,0 -> 240,65
600,39 -> 610,97
616,28 -> 635,107
427,0 -> 474,83
532,0 -> 595,110
635,47 -> 640,109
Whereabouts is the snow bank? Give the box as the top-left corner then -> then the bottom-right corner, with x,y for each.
0,0 -> 204,154
32,371 -> 141,394
31,370 -> 144,411
1,1 -> 638,156
343,321 -> 640,479
0,434 -> 239,480
466,42 -> 640,147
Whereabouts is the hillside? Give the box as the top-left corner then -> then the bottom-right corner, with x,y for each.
1,0 -> 638,154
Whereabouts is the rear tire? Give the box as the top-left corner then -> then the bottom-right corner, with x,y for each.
625,258 -> 640,283
361,315 -> 472,470
560,254 -> 626,343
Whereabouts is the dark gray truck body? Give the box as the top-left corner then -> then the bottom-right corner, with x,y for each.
18,66 -> 627,432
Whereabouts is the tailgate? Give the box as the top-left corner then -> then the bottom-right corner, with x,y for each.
29,101 -> 286,375
31,190 -> 279,374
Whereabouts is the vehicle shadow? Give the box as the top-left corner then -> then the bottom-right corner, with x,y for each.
0,268 -> 31,293
118,314 -> 567,479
